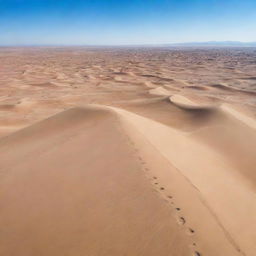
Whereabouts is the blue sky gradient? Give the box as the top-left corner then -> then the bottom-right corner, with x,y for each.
1,0 -> 256,45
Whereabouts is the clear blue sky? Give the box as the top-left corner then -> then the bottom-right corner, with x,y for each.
1,0 -> 256,45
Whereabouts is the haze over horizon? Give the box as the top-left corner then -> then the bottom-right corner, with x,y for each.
1,0 -> 256,45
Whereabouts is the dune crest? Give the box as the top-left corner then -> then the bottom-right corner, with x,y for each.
149,86 -> 172,96
0,106 -> 193,256
170,94 -> 217,110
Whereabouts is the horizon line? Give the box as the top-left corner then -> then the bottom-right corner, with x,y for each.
1,40 -> 256,48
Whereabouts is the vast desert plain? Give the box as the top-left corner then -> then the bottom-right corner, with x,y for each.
0,47 -> 256,256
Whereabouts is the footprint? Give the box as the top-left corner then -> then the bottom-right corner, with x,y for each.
176,208 -> 181,211
167,195 -> 173,199
153,176 -> 157,179
178,217 -> 186,225
187,228 -> 195,235
154,182 -> 158,185
160,187 -> 165,190
189,228 -> 195,233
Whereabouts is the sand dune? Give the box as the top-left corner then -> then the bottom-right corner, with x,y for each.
170,94 -> 217,110
1,104 -> 256,256
149,86 -> 172,96
114,106 -> 256,256
0,106 -> 193,256
221,104 -> 256,129
1,47 -> 256,256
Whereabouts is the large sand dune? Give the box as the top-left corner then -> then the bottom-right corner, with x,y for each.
0,47 -> 256,256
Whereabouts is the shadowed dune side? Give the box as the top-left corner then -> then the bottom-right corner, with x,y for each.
210,83 -> 256,96
210,83 -> 237,91
114,96 -> 223,132
186,85 -> 210,91
117,95 -> 256,183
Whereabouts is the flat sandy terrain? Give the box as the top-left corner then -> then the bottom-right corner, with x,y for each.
0,47 -> 256,256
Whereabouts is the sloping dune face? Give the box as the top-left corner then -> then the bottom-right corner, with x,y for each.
0,106 -> 193,256
115,106 -> 256,256
1,48 -> 256,256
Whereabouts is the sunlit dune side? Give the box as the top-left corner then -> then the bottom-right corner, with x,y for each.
221,104 -> 256,130
114,105 -> 256,256
0,48 -> 256,256
149,86 -> 172,96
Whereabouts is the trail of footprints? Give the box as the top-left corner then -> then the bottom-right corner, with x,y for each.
125,136 -> 201,256
148,174 -> 201,256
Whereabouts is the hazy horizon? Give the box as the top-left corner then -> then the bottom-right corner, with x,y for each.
1,41 -> 256,48
1,0 -> 256,46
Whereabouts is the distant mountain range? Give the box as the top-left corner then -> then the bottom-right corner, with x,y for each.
167,41 -> 256,47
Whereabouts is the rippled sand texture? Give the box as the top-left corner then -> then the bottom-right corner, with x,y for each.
0,47 -> 256,256
0,47 -> 255,136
